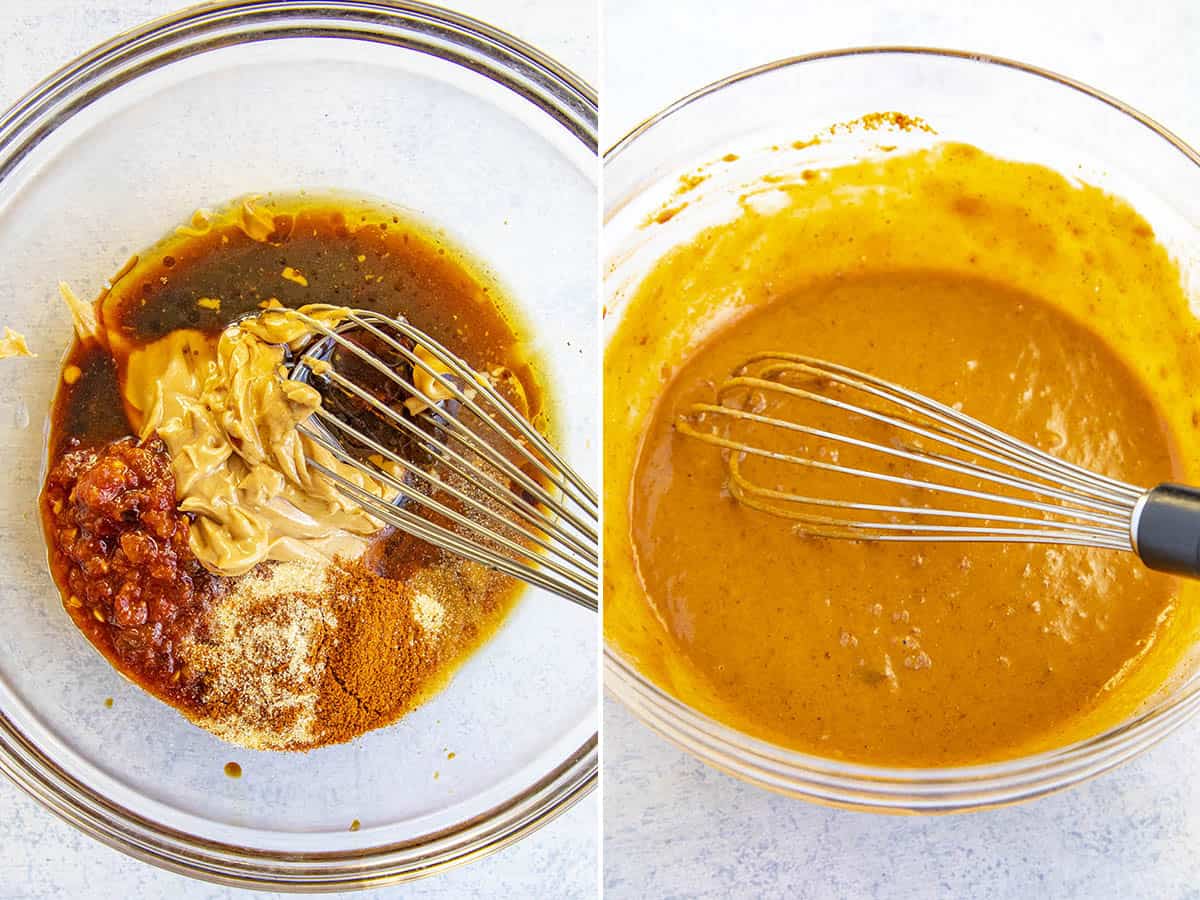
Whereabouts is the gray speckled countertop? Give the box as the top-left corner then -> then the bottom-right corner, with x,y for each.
603,1 -> 1200,897
0,1 -> 597,898
605,700 -> 1200,898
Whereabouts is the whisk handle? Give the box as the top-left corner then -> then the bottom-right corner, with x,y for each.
1134,484 -> 1200,576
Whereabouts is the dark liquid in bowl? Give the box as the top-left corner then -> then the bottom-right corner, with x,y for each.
57,202 -> 544,451
41,197 -> 546,737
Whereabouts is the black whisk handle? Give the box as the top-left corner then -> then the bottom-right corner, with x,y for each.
1134,484 -> 1200,576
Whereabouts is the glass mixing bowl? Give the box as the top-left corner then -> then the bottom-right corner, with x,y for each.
603,47 -> 1200,813
0,0 -> 596,888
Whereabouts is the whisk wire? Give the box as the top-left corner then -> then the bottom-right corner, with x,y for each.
308,405 -> 596,564
679,421 -> 1133,548
294,314 -> 583,530
285,309 -> 598,609
677,353 -> 1145,553
345,310 -> 598,515
722,453 -> 1131,536
309,461 -> 596,605
747,353 -> 1141,502
377,314 -> 598,507
308,361 -> 596,549
683,404 -> 1132,529
292,312 -> 597,545
721,371 -> 1135,515
299,416 -> 594,580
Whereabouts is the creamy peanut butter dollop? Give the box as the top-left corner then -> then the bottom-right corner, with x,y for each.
122,304 -> 392,576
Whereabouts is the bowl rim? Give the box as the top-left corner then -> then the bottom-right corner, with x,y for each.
602,45 -> 1200,812
605,45 -> 1198,163
0,0 -> 597,888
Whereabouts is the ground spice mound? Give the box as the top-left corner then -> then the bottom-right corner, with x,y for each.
314,564 -> 443,743
181,554 -> 477,751
183,560 -> 335,749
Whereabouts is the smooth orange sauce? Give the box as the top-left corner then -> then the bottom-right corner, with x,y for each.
605,143 -> 1200,767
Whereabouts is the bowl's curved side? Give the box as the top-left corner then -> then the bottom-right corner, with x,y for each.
601,47 -> 1200,813
0,0 -> 598,888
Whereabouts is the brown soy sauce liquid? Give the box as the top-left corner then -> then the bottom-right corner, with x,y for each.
49,343 -> 130,458
51,197 -> 545,457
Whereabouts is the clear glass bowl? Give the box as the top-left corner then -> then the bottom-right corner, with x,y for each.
0,1 -> 597,888
603,47 -> 1200,813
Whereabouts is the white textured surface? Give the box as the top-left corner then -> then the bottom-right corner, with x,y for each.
603,1 -> 1200,898
605,700 -> 1200,899
0,1 -> 597,898
602,0 -> 1198,151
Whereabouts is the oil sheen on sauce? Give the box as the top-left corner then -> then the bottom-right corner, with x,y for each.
605,143 -> 1200,767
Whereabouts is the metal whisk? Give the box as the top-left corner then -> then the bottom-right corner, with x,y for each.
285,309 -> 598,609
676,352 -> 1200,577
